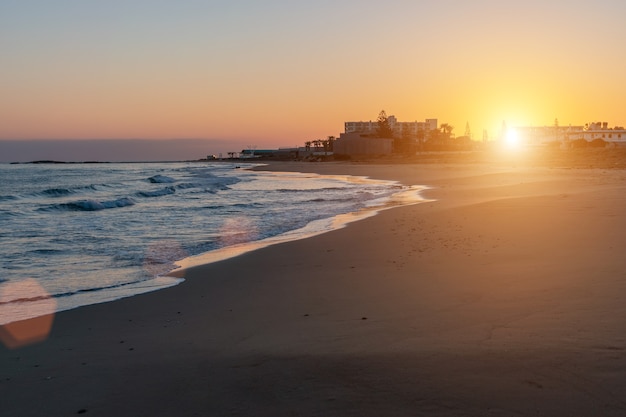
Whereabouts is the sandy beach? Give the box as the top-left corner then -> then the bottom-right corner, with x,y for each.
3,149 -> 626,416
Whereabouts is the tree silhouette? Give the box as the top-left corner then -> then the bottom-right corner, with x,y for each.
427,128 -> 442,149
376,110 -> 394,138
440,123 -> 454,138
416,128 -> 426,152
440,123 -> 454,148
394,125 -> 415,155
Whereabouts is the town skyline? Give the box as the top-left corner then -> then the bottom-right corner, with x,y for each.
2,1 -> 626,161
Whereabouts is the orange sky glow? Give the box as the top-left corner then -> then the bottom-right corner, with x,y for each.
2,0 -> 626,155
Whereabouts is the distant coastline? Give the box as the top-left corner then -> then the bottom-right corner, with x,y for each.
0,138 -> 251,164
6,145 -> 626,170
9,159 -> 210,165
11,160 -> 112,165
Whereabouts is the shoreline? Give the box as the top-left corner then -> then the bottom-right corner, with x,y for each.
3,159 -> 626,416
0,165 -> 426,326
170,176 -> 428,274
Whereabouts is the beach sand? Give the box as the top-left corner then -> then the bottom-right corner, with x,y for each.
3,150 -> 626,416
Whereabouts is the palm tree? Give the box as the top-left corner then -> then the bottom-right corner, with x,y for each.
440,123 -> 454,148
440,123 -> 454,137
321,139 -> 329,155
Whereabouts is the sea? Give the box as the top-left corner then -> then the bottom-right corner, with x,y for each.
0,162 -> 426,324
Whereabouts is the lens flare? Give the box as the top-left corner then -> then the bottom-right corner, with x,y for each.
0,279 -> 56,349
218,216 -> 259,247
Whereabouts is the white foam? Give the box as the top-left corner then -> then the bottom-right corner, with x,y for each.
172,183 -> 431,272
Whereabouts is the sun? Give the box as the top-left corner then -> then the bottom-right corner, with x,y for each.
504,128 -> 522,150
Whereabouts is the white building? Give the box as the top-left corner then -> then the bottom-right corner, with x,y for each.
567,122 -> 626,143
516,121 -> 626,146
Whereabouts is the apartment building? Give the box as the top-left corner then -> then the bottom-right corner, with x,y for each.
344,116 -> 438,137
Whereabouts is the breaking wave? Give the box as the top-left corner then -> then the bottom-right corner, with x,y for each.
43,197 -> 136,212
137,187 -> 176,198
148,175 -> 176,183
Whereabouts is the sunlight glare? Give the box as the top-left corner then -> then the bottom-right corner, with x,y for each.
504,128 -> 522,150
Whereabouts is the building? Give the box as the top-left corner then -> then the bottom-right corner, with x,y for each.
514,125 -> 581,146
239,148 -> 300,159
333,134 -> 394,156
344,116 -> 438,138
515,121 -> 626,146
335,116 -> 438,156
567,122 -> 626,144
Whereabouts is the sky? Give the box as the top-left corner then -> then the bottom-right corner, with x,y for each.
2,0 -> 626,161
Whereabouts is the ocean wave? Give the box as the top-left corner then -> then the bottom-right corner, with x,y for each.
27,248 -> 66,255
175,182 -> 198,190
301,196 -> 360,204
212,183 -> 233,191
0,294 -> 51,305
199,202 -> 262,212
202,204 -> 226,210
43,197 -> 135,212
189,171 -> 241,187
111,252 -> 143,267
0,277 -> 154,305
181,184 -> 232,194
40,187 -> 75,197
148,175 -> 176,183
276,186 -> 348,193
32,184 -> 101,198
232,202 -> 264,209
0,195 -> 18,201
136,187 -> 176,198
173,182 -> 227,191
0,209 -> 19,218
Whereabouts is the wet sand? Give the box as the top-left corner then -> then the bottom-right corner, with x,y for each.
3,149 -> 626,416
